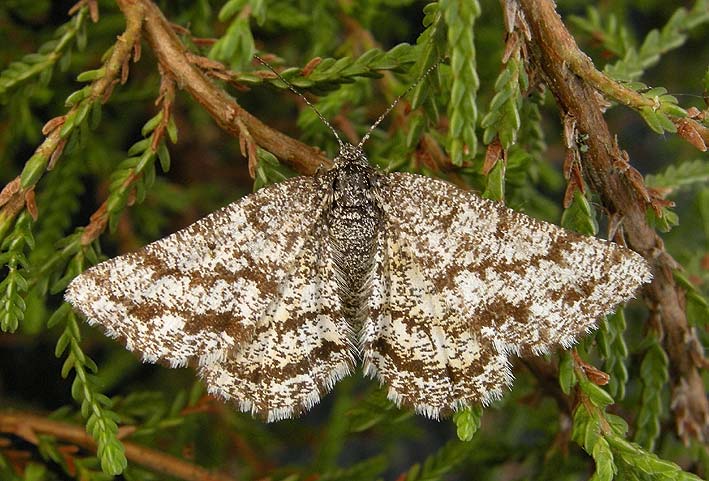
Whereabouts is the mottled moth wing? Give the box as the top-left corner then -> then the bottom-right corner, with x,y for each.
66,176 -> 327,369
363,172 -> 651,417
363,225 -> 514,418
200,221 -> 357,422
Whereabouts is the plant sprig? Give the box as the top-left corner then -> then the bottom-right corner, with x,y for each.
441,0 -> 480,165
634,334 -> 669,450
0,5 -> 90,101
0,213 -> 33,333
597,308 -> 630,400
48,301 -> 127,475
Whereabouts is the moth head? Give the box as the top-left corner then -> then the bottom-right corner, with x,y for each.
334,143 -> 368,167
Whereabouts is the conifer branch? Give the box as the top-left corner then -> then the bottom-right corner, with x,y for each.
0,0 -> 144,241
0,411 -> 238,481
118,0 -> 331,176
526,4 -> 697,140
518,0 -> 708,444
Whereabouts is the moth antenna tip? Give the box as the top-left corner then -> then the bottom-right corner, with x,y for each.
253,54 -> 343,150
357,57 -> 445,150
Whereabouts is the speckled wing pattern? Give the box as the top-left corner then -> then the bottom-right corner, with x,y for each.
65,176 -> 327,370
362,173 -> 651,417
200,221 -> 356,421
66,157 -> 652,422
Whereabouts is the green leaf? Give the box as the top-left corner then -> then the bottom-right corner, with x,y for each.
591,438 -> 615,481
646,159 -> 709,193
645,206 -> 679,232
141,112 -> 163,136
210,16 -> 255,69
157,142 -> 170,172
559,351 -> 576,394
166,116 -> 178,143
59,115 -> 76,138
73,102 -> 90,126
406,113 -> 426,150
64,87 -> 88,107
128,138 -> 151,156
54,330 -> 71,357
453,406 -> 482,441
46,303 -> 70,328
687,290 -> 709,328
659,101 -> 686,117
99,441 -> 127,475
580,379 -> 615,408
20,154 -> 49,188
219,0 -> 249,21
76,67 -> 105,82
638,101 -> 677,133
482,159 -> 505,201
561,190 -> 598,235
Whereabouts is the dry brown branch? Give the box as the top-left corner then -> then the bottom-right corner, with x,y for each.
0,411 -> 238,481
117,0 -> 330,176
517,0 -> 708,444
674,116 -> 708,151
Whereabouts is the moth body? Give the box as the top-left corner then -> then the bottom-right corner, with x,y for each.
323,146 -> 384,328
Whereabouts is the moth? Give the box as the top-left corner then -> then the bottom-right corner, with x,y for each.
66,57 -> 652,422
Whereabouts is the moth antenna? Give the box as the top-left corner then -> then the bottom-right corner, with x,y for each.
356,58 -> 444,150
254,54 -> 344,150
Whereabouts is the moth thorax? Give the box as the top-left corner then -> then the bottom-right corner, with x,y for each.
326,165 -> 382,322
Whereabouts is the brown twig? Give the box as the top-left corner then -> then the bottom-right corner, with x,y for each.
69,0 -> 99,22
152,66 -> 176,151
0,411 -> 238,481
674,116 -> 708,152
517,0 -> 708,444
236,117 -> 259,179
118,0 -> 330,176
572,349 -> 610,386
522,5 -> 707,156
82,60 -> 176,247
